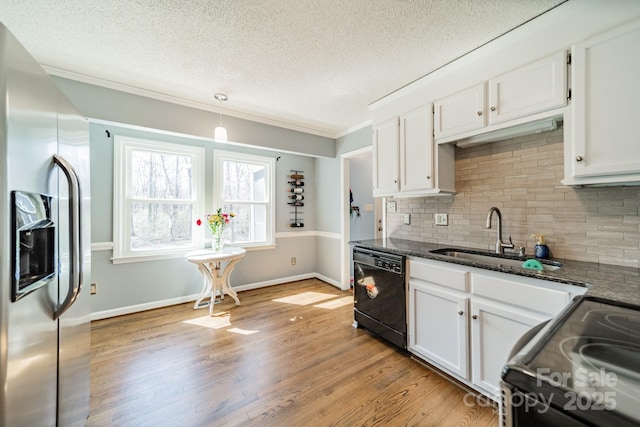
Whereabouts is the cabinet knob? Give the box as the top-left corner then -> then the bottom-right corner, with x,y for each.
426,176 -> 431,180
576,156 -> 584,162
477,111 -> 483,116
490,106 -> 496,112
458,310 -> 464,316
472,314 -> 478,320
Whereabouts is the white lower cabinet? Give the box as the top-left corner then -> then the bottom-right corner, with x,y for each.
409,281 -> 469,379
469,298 -> 550,398
408,257 -> 586,401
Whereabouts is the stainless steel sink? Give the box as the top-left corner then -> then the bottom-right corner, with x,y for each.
429,248 -> 562,271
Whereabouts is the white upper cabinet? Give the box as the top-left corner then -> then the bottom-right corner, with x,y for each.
400,105 -> 434,193
373,104 -> 455,197
434,83 -> 486,140
565,19 -> 640,185
434,52 -> 567,143
488,50 -> 567,125
372,118 -> 399,197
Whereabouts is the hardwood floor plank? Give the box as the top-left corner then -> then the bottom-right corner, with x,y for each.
88,279 -> 498,426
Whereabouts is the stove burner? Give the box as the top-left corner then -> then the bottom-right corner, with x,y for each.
502,296 -> 640,426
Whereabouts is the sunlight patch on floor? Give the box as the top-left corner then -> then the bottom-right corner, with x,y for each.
227,327 -> 259,335
272,291 -> 338,306
314,295 -> 354,309
183,313 -> 231,329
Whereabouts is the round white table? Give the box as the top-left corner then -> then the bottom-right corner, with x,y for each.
185,247 -> 246,315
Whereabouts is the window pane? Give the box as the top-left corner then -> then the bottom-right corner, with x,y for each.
130,202 -> 194,250
131,150 -> 194,199
224,203 -> 267,243
222,160 -> 267,202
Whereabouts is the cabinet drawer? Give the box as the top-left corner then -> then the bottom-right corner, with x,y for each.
409,258 -> 468,292
471,273 -> 570,315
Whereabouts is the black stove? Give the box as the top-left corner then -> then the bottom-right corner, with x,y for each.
501,296 -> 640,427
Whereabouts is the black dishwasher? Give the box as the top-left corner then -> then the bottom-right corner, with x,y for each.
353,247 -> 406,349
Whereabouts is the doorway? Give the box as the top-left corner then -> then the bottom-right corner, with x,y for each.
340,146 -> 381,290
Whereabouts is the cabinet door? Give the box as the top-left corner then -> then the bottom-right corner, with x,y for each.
409,280 -> 469,379
488,51 -> 567,125
372,118 -> 399,196
434,83 -> 486,139
400,104 -> 434,192
570,19 -> 640,178
470,299 -> 550,398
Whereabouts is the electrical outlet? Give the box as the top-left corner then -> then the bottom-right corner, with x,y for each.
435,213 -> 448,226
403,213 -> 411,225
387,201 -> 397,212
291,257 -> 296,265
90,283 -> 97,295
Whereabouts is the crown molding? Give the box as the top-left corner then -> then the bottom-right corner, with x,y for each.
44,65 -> 340,139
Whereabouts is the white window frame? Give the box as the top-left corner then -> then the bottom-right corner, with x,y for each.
213,150 -> 276,249
113,135 -> 205,263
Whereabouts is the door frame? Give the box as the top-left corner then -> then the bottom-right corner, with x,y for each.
340,146 -> 381,290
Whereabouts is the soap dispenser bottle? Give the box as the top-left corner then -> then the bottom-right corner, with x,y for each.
531,234 -> 549,259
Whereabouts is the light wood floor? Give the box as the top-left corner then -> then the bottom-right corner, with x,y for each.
87,279 -> 498,426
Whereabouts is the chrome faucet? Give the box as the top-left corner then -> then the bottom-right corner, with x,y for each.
486,207 -> 515,254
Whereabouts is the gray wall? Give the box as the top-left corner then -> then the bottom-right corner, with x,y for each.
53,77 -> 335,158
52,78 -> 342,316
337,125 -> 372,155
313,126 -> 374,285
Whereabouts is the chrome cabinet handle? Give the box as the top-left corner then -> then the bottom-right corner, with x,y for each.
472,314 -> 478,320
490,106 -> 496,112
477,111 -> 483,116
53,154 -> 83,320
458,310 -> 464,316
576,156 -> 584,162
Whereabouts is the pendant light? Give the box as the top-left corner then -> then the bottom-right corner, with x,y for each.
213,93 -> 228,142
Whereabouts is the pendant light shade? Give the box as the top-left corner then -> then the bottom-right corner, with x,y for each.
213,93 -> 228,142
214,125 -> 227,142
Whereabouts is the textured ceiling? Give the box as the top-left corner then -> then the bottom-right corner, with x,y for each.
0,0 -> 566,138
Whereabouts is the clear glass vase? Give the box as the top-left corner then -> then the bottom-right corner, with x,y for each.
211,228 -> 224,252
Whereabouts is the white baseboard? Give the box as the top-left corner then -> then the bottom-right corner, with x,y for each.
90,294 -> 198,321
314,273 -> 342,289
90,272 -> 343,321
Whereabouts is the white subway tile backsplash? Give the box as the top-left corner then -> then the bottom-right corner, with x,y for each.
386,127 -> 640,267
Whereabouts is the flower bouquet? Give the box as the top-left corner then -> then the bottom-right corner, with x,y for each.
197,208 -> 235,251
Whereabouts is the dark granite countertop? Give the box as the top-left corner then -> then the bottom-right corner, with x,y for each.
351,238 -> 640,306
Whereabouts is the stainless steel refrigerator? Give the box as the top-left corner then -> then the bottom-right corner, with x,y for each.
0,23 -> 91,427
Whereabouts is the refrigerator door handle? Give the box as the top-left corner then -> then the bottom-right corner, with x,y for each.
53,154 -> 83,320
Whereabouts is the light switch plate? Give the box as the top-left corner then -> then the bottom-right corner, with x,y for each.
404,213 -> 411,225
435,213 -> 448,226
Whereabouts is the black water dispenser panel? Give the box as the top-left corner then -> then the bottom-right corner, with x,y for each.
11,191 -> 56,302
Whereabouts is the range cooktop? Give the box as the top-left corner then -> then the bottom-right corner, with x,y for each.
502,296 -> 640,426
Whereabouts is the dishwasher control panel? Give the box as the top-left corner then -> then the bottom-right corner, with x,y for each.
374,258 -> 403,273
353,247 -> 405,275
